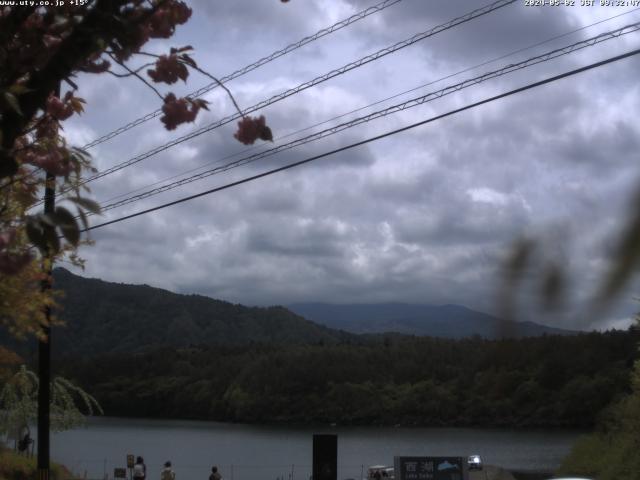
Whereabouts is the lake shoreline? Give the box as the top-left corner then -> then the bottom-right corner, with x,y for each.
50,417 -> 580,479
84,414 -> 592,432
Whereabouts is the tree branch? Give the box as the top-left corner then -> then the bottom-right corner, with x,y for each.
135,51 -> 161,59
0,0 -> 170,151
107,53 -> 163,99
187,62 -> 244,117
106,61 -> 155,78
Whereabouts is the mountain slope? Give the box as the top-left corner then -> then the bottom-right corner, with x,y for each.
287,302 -> 578,339
48,268 -> 352,355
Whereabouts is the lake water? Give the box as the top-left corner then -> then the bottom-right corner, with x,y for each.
48,417 -> 582,480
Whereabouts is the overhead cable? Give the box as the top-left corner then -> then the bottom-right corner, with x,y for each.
8,5 -> 635,198
0,0 -> 403,195
93,23 -> 640,214
81,47 -> 640,233
50,0 -> 517,202
81,0 -> 404,150
97,7 -> 640,207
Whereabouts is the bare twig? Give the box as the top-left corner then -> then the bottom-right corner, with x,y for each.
106,61 -> 155,78
135,51 -> 161,59
64,77 -> 79,91
107,53 -> 163,100
186,62 -> 244,117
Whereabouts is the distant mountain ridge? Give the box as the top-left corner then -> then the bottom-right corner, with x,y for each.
44,268 -> 353,355
287,302 -> 578,338
1,269 -> 578,356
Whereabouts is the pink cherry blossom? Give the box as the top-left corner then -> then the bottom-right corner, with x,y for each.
160,93 -> 207,130
147,54 -> 188,84
234,115 -> 273,145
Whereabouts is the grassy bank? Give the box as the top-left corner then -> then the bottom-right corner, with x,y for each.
0,447 -> 70,480
556,433 -> 640,479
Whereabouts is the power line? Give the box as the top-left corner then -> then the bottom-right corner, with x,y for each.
45,0 -> 516,205
82,47 -> 640,233
91,22 -> 640,215
0,0 -> 401,195
81,0 -> 403,150
9,5 -> 636,200
96,7 -> 640,208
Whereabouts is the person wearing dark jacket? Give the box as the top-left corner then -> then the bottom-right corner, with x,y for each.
209,466 -> 222,480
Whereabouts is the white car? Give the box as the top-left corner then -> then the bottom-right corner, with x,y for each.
467,455 -> 482,471
367,465 -> 394,480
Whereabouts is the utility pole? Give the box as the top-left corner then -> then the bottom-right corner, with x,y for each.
37,169 -> 54,480
37,84 -> 58,480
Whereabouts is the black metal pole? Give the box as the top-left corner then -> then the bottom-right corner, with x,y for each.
38,81 -> 59,480
37,169 -> 55,480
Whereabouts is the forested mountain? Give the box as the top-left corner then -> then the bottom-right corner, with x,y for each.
44,268 -> 353,356
288,303 -> 578,338
3,269 -> 636,429
36,268 -> 581,358
2,269 -> 572,358
59,329 -> 639,428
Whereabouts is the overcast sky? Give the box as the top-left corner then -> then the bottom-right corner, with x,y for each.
60,0 -> 640,331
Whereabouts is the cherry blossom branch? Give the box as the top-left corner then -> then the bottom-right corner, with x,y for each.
107,53 -> 163,100
135,51 -> 161,59
107,61 -> 156,78
64,77 -> 79,91
186,62 -> 244,117
19,115 -> 53,136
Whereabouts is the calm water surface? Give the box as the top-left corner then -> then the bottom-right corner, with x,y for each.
50,417 -> 583,480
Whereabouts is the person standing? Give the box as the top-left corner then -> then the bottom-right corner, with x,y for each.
133,456 -> 146,480
161,461 -> 176,480
209,466 -> 222,480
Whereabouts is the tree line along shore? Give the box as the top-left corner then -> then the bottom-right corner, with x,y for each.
54,329 -> 638,428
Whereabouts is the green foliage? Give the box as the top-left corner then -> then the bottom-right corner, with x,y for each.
0,365 -> 102,438
58,329 -> 638,427
558,432 -> 640,479
0,366 -> 37,439
558,357 -> 640,479
50,376 -> 103,430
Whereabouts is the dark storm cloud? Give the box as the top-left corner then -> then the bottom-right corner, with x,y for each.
344,0 -> 578,65
191,0 -> 326,41
60,0 -> 640,331
246,218 -> 352,257
391,197 -> 531,247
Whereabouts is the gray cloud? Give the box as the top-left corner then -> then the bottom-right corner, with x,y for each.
345,0 -> 578,66
55,0 -> 640,332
